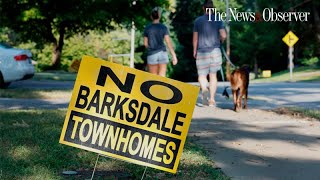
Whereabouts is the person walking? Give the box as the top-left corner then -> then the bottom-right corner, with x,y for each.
144,7 -> 178,77
193,0 -> 226,106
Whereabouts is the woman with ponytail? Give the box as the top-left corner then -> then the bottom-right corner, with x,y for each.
143,7 -> 178,77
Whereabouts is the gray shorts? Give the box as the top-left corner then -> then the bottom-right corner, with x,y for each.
147,51 -> 169,65
196,48 -> 222,76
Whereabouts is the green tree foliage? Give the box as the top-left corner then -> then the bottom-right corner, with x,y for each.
1,0 -> 318,80
170,0 -> 319,81
20,29 -> 142,72
231,0 -> 320,74
63,30 -> 135,66
230,0 -> 287,77
0,28 -> 18,43
256,0 -> 320,58
0,0 -> 170,69
170,0 -> 203,82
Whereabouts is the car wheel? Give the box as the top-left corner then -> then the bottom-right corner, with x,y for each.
0,72 -> 10,89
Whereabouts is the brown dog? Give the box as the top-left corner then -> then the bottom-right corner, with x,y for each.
225,64 -> 250,112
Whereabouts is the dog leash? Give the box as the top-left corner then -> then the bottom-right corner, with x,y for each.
220,46 -> 236,99
219,65 -> 230,99
221,46 -> 236,68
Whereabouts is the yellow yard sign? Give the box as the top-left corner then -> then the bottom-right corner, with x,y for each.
282,31 -> 299,47
59,56 -> 199,173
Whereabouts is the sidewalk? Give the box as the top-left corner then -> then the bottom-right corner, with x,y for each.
189,99 -> 320,180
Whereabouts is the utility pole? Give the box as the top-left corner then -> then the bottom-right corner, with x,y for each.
130,21 -> 135,68
226,0 -> 230,57
129,0 -> 136,68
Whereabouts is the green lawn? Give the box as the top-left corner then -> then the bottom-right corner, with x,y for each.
252,67 -> 320,83
0,109 -> 228,180
33,72 -> 77,81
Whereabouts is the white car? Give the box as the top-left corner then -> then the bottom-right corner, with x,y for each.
0,43 -> 35,88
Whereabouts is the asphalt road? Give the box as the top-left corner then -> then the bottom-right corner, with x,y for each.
2,80 -> 319,110
8,79 -> 75,90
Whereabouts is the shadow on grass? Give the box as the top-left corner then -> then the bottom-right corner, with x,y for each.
0,110 -> 93,179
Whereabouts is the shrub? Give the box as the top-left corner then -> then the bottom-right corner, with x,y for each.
299,57 -> 319,67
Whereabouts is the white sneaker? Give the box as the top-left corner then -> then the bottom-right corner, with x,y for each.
196,102 -> 204,107
202,89 -> 209,106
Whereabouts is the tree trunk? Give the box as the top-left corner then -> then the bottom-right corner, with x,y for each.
254,57 -> 259,79
51,27 -> 65,69
51,42 -> 61,69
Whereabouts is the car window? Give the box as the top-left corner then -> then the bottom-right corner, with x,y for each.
0,43 -> 12,49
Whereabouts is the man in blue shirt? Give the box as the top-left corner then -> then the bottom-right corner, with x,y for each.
193,0 -> 226,107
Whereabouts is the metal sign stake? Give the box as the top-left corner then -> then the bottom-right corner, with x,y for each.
90,154 -> 100,180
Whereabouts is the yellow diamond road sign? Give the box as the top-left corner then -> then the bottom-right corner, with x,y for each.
282,31 -> 299,47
